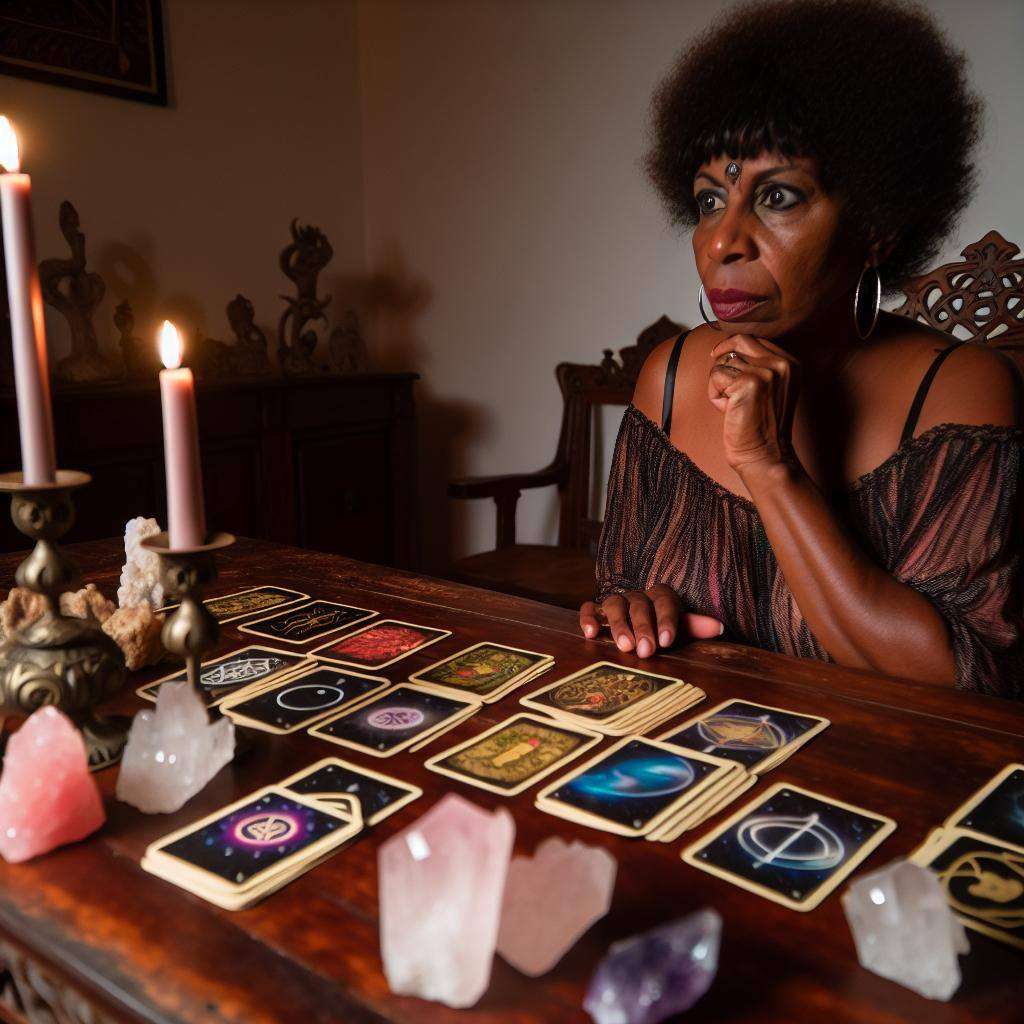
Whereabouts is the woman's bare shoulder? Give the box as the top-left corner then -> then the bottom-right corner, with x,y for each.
632,324 -> 717,423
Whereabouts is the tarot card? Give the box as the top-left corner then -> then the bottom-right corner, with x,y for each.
239,600 -> 377,645
136,645 -> 311,707
143,787 -> 362,896
308,683 -> 479,757
535,737 -> 733,837
682,783 -> 896,912
943,764 -> 1024,854
658,700 -> 830,772
159,585 -> 309,624
219,665 -> 390,734
278,757 -> 421,825
425,713 -> 602,796
410,643 -> 552,700
910,828 -> 1024,951
311,619 -> 451,669
521,662 -> 682,723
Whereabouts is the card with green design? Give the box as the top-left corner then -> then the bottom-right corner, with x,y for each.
409,642 -> 553,703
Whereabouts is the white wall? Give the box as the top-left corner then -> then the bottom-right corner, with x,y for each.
2,0 -> 365,368
357,0 -> 1024,572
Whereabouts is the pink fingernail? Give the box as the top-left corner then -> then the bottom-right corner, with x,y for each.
616,635 -> 631,652
718,622 -> 725,635
660,630 -> 671,646
584,625 -> 595,637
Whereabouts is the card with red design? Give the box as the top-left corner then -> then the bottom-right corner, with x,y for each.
311,619 -> 451,669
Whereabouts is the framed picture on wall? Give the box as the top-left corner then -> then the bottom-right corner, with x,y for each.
0,1 -> 168,107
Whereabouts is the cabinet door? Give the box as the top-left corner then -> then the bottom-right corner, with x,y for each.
294,429 -> 393,563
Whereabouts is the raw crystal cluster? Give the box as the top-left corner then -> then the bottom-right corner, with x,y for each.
102,604 -> 165,670
0,586 -> 48,639
116,681 -> 234,813
117,517 -> 164,609
60,583 -> 116,622
584,908 -> 721,1024
379,794 -> 515,1008
0,707 -> 105,862
498,836 -> 617,977
842,859 -> 968,1001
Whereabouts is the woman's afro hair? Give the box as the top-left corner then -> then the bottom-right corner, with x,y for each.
644,0 -> 984,294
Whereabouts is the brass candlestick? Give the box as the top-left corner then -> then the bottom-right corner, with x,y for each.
140,531 -> 235,712
0,470 -> 128,770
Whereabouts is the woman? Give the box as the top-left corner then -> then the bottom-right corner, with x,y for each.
579,0 -> 1023,698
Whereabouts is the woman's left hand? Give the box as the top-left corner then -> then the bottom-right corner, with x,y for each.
707,334 -> 800,472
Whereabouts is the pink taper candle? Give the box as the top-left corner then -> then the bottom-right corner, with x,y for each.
158,321 -> 206,549
0,116 -> 56,485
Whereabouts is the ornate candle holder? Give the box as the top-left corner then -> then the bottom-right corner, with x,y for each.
0,470 -> 128,770
140,531 -> 235,712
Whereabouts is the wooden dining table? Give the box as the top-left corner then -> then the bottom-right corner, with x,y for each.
0,536 -> 1021,1024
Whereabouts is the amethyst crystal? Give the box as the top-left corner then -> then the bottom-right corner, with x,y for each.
583,909 -> 721,1024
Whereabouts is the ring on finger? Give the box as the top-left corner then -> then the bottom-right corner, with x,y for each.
723,350 -> 743,364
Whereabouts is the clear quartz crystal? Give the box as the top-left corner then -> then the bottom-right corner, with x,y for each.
378,794 -> 515,1008
117,516 -> 164,609
842,859 -> 968,1001
497,836 -> 617,976
116,681 -> 234,813
584,908 -> 721,1024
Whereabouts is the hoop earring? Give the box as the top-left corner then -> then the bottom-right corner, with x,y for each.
853,265 -> 881,339
698,284 -> 715,327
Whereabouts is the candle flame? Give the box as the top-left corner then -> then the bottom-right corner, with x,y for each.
159,320 -> 183,369
0,116 -> 20,173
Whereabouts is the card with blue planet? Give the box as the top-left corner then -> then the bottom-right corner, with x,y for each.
534,736 -> 742,838
657,699 -> 830,773
909,826 -> 1024,951
683,782 -> 896,912
307,683 -> 482,757
141,786 -> 363,911
278,757 -> 422,826
136,644 -> 313,707
219,664 -> 391,734
941,763 -> 1024,854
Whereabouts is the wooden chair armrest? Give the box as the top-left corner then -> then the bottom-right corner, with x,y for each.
447,466 -> 562,500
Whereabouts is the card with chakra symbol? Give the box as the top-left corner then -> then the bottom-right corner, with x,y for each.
158,585 -> 309,624
141,787 -> 363,909
136,645 -> 312,707
307,683 -> 481,757
219,664 -> 391,734
425,713 -> 602,796
278,757 -> 422,826
239,600 -> 377,645
657,699 -> 830,773
311,619 -> 451,669
683,783 -> 896,912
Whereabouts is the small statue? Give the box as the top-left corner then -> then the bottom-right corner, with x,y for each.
39,202 -> 119,384
189,324 -> 233,380
328,308 -> 369,374
226,294 -> 269,375
277,219 -> 332,375
115,301 -> 159,379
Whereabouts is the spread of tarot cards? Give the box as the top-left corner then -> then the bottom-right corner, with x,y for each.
909,762 -> 1024,951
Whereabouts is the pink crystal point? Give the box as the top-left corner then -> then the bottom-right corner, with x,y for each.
0,707 -> 105,863
378,793 -> 515,1008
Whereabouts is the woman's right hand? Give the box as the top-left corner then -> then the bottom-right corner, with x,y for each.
579,584 -> 724,658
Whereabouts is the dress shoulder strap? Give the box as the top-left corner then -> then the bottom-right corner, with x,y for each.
900,339 -> 971,444
660,329 -> 692,435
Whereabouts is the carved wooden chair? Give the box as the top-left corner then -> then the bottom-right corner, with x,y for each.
447,315 -> 683,609
447,229 -> 1023,610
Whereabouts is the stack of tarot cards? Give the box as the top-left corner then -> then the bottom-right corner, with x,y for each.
683,782 -> 896,912
308,682 -> 482,756
657,698 -> 830,775
141,786 -> 363,911
520,662 -> 704,737
408,642 -> 554,704
909,762 -> 1024,951
534,736 -> 753,842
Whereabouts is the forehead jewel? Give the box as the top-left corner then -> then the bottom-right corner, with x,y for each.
725,161 -> 741,183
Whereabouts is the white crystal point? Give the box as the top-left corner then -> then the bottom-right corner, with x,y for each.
117,517 -> 164,609
378,793 -> 515,1008
842,859 -> 969,1001
497,836 -> 617,977
116,681 -> 235,814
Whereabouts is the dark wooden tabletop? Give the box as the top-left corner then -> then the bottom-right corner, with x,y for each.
1,537 -> 1022,1024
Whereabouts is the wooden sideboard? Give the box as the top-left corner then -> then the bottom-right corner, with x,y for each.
0,373 -> 419,568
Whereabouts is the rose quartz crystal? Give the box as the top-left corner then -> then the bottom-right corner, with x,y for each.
497,836 -> 617,976
0,707 -> 105,862
379,793 -> 515,1008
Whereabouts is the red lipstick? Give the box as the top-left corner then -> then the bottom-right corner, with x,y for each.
707,288 -> 766,321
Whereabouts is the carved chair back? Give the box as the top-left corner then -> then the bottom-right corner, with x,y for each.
893,230 -> 1024,362
553,315 -> 682,552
